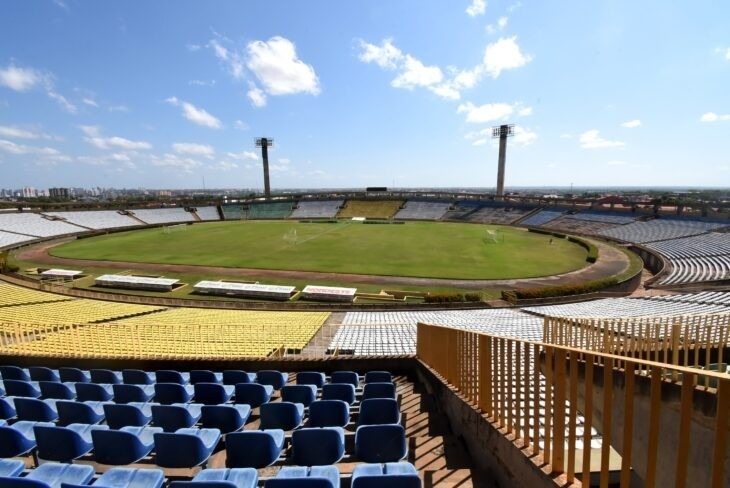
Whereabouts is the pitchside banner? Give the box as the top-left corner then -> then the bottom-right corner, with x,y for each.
0,251 -> 8,271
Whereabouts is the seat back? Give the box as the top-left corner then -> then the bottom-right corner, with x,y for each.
355,424 -> 407,463
0,425 -> 36,457
321,384 -> 356,405
364,371 -> 392,383
200,405 -> 247,434
152,405 -> 195,432
291,428 -> 345,466
39,381 -> 75,400
358,398 -> 400,426
308,400 -> 349,428
0,366 -> 29,381
122,369 -> 154,385
103,403 -> 150,429
14,398 -> 57,422
156,370 -> 187,384
75,382 -> 112,402
296,371 -> 326,388
362,382 -> 396,400
28,367 -> 59,382
234,383 -> 270,408
0,397 -> 16,420
33,425 -> 91,462
281,385 -> 317,407
154,432 -> 208,468
330,371 -> 359,388
59,367 -> 88,383
154,383 -> 192,405
113,384 -> 150,404
57,401 -> 102,426
226,431 -> 283,468
90,369 -> 120,384
194,383 -> 228,405
91,429 -> 148,465
257,370 -> 287,390
4,380 -> 40,398
222,370 -> 253,385
260,402 -> 303,431
190,370 -> 219,384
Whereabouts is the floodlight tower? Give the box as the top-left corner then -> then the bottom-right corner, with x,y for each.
255,137 -> 274,198
492,124 -> 514,199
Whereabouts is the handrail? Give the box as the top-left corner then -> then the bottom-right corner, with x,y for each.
416,322 -> 729,488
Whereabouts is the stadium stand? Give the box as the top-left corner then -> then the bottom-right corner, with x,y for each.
0,282 -> 75,306
645,232 -> 730,259
462,206 -> 533,224
518,209 -> 565,226
337,200 -> 403,219
394,201 -> 450,220
221,205 -> 245,220
0,230 -> 34,248
192,206 -> 221,221
658,255 -> 730,285
247,202 -> 294,219
597,218 -> 727,243
567,211 -> 637,224
0,212 -> 85,238
0,298 -> 165,325
540,216 -> 622,235
290,200 -> 343,219
648,290 -> 730,305
128,208 -> 194,225
44,211 -> 140,230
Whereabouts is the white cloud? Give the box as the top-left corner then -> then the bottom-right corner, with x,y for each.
466,0 -> 486,17
226,150 -> 259,161
210,161 -> 239,171
560,133 -> 573,139
513,126 -> 537,146
80,125 -> 152,150
246,36 -> 320,96
172,142 -> 215,158
234,120 -> 250,131
392,55 -> 443,89
715,47 -> 730,61
46,90 -> 77,114
483,37 -> 532,78
165,97 -> 222,129
82,97 -> 99,107
151,153 -> 202,173
579,130 -> 625,149
0,125 -> 59,140
518,106 -> 533,117
472,138 -> 488,146
700,112 -> 730,123
108,104 -> 129,112
621,119 -> 641,128
498,16 -> 508,29
457,101 -> 517,123
209,38 -> 245,80
0,139 -> 60,156
0,64 -> 43,92
358,39 -> 403,69
247,84 -> 267,108
189,79 -> 216,87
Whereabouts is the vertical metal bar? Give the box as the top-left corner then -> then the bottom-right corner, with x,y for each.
567,352 -> 578,483
544,346 -> 553,465
620,362 -> 635,488
582,356 -> 595,487
533,343 -> 540,455
674,371 -> 695,488
553,348 -> 567,474
600,357 -> 613,488
645,367 -> 663,488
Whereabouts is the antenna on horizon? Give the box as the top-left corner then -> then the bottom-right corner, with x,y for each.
255,137 -> 274,198
492,124 -> 514,199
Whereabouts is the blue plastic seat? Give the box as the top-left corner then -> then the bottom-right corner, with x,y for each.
154,383 -> 194,404
89,369 -> 122,385
200,405 -> 251,434
308,400 -> 349,428
0,366 -> 30,381
321,384 -> 356,405
225,430 -> 285,468
190,370 -> 223,385
291,427 -> 345,466
364,371 -> 392,384
296,372 -> 326,388
0,462 -> 94,488
264,466 -> 340,488
0,421 -> 54,457
155,370 -> 190,385
151,403 -> 202,432
222,370 -> 256,386
281,385 -> 317,407
234,383 -> 273,408
74,383 -> 113,402
28,367 -> 60,383
154,428 -> 221,468
362,382 -> 396,400
121,369 -> 156,385
59,368 -> 90,383
351,462 -> 421,488
168,468 -> 258,488
257,371 -> 288,390
103,402 -> 155,429
0,397 -> 16,420
56,401 -> 106,426
112,384 -> 155,404
91,426 -> 163,465
0,459 -> 24,477
259,402 -> 304,431
355,424 -> 407,463
62,467 -> 165,488
3,380 -> 41,398
330,371 -> 359,388
358,398 -> 400,426
34,423 -> 108,463
14,398 -> 58,422
194,383 -> 234,405
0,382 -> 5,397
39,382 -> 75,400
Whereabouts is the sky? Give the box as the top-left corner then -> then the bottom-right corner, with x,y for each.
0,0 -> 729,190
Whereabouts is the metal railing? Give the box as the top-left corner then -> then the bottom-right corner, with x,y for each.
416,322 -> 730,488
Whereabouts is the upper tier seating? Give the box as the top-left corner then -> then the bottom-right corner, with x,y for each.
518,210 -> 565,227
221,205 -> 245,220
394,201 -> 450,220
597,218 -> 727,243
567,211 -> 637,224
193,206 -> 220,221
44,211 -> 140,230
0,283 -> 74,307
337,201 -> 403,219
129,208 -> 194,225
290,200 -> 343,219
247,202 -> 294,219
0,231 -> 35,249
0,213 -> 85,238
540,216 -> 621,235
657,255 -> 730,285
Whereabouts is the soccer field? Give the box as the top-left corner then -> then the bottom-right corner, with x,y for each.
50,221 -> 589,280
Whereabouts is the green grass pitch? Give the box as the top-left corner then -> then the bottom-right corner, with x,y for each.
50,221 -> 589,280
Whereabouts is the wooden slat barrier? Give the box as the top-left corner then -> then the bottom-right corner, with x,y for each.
543,313 -> 730,387
416,322 -> 730,488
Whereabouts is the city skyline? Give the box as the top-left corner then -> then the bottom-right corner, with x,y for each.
1,1 -> 729,189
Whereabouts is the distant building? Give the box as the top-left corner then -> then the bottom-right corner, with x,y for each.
49,187 -> 70,199
22,187 -> 37,198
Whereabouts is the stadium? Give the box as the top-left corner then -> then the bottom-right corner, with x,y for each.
0,192 -> 728,488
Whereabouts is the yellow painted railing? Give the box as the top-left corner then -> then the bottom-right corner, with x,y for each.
416,322 -> 730,488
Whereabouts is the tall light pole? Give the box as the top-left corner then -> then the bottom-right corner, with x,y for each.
491,124 -> 514,199
255,137 -> 274,198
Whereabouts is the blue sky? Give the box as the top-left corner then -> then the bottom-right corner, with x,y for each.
0,0 -> 728,190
